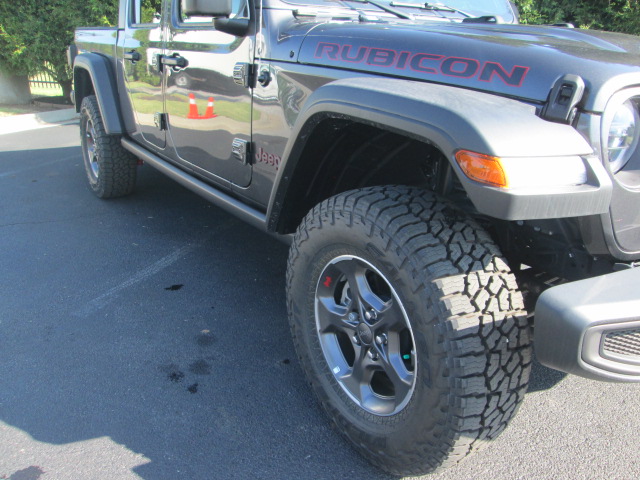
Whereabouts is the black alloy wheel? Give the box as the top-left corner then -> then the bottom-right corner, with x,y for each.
315,254 -> 416,416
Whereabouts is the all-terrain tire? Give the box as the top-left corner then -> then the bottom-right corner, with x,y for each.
286,186 -> 532,476
80,95 -> 137,198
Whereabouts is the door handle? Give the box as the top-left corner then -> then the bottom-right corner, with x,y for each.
160,54 -> 188,70
124,50 -> 141,62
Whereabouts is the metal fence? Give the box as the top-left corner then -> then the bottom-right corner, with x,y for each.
29,71 -> 59,90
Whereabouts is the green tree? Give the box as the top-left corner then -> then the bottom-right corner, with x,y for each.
0,1 -> 118,100
515,0 -> 640,35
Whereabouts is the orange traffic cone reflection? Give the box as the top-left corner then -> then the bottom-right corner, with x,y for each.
187,93 -> 217,119
203,97 -> 217,118
187,93 -> 199,119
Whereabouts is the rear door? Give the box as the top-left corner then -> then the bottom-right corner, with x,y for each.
120,0 -> 166,150
163,0 -> 253,187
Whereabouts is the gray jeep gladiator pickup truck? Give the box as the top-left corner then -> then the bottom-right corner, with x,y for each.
69,0 -> 640,474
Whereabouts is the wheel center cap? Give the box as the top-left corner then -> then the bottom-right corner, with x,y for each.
356,322 -> 373,346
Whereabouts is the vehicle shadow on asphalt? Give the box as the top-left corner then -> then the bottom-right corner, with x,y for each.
0,140 -> 569,479
0,151 -> 390,480
527,357 -> 567,393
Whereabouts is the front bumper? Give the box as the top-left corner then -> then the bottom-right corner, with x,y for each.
461,155 -> 613,221
535,267 -> 640,382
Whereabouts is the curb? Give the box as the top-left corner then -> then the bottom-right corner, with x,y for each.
0,108 -> 79,136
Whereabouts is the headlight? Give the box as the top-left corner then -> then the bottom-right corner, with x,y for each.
603,95 -> 640,174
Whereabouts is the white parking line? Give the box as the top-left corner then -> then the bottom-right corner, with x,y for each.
74,243 -> 199,317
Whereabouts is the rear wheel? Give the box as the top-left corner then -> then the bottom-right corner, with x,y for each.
286,186 -> 532,475
174,72 -> 192,89
80,95 -> 137,198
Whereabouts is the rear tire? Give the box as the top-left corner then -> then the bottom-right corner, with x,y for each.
286,186 -> 532,476
80,95 -> 137,198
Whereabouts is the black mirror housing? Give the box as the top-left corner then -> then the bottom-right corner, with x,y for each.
214,18 -> 250,36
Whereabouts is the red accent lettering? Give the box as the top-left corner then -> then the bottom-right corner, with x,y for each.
410,53 -> 444,74
312,41 -> 529,88
479,62 -> 530,87
315,42 -> 340,59
341,45 -> 368,63
395,51 -> 411,69
323,276 -> 333,287
367,48 -> 395,67
441,57 -> 480,78
254,146 -> 282,170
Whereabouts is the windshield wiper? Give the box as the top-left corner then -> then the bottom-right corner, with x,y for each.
348,0 -> 414,20
389,1 -> 471,17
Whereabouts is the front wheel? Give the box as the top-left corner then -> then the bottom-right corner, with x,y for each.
286,186 -> 532,476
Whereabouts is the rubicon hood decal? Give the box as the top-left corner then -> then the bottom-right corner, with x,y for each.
297,22 -> 640,108
314,42 -> 530,87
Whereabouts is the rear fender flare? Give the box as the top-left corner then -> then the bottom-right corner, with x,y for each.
73,53 -> 124,135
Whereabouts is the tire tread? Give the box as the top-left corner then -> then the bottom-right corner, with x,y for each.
80,95 -> 137,198
286,186 -> 532,476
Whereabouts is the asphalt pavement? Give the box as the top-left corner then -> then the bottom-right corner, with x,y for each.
0,121 -> 639,480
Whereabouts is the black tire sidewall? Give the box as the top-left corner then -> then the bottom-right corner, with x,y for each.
289,215 -> 451,452
287,187 -> 531,474
80,97 -> 103,193
78,95 -> 136,199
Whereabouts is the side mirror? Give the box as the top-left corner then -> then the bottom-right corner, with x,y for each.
181,0 -> 232,17
214,18 -> 250,36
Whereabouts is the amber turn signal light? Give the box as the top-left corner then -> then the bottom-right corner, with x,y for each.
454,150 -> 508,188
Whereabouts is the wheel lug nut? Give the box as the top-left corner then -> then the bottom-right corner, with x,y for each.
352,334 -> 361,345
348,312 -> 359,323
364,309 -> 377,321
368,350 -> 378,360
375,333 -> 388,345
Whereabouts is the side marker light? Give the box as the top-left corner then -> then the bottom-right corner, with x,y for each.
455,150 -> 508,188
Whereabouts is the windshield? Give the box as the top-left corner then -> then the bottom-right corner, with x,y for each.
436,0 -> 515,20
276,0 -> 517,23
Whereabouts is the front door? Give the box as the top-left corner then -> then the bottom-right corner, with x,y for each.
163,0 -> 253,187
120,0 -> 166,150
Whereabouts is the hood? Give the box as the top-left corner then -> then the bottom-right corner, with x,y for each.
296,21 -> 640,111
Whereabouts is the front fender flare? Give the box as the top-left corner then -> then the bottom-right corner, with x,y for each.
73,53 -> 124,135
267,77 -> 607,232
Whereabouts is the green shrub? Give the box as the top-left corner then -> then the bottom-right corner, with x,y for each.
0,1 -> 118,98
515,0 -> 640,35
